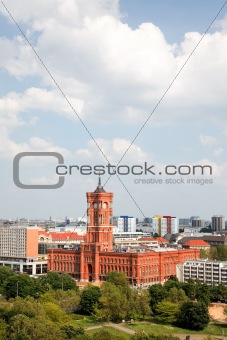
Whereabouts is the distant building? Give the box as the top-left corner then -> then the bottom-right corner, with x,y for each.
110,216 -> 119,226
190,216 -> 200,224
177,259 -> 227,286
38,231 -> 87,255
192,219 -> 204,228
211,215 -> 225,232
0,226 -> 47,275
181,239 -> 210,250
179,218 -> 191,227
143,217 -> 152,224
178,235 -> 227,247
0,226 -> 38,258
136,223 -> 153,233
118,216 -> 136,233
152,216 -> 179,236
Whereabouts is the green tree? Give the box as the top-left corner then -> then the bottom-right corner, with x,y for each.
182,279 -> 196,300
7,297 -> 76,337
211,283 -> 227,302
200,249 -> 208,259
38,292 -> 56,304
195,282 -> 210,305
217,245 -> 227,261
52,289 -> 80,313
80,285 -> 102,314
217,283 -> 227,300
0,296 -> 11,322
38,272 -> 78,291
97,282 -> 128,322
134,290 -> 152,320
60,325 -> 85,339
164,277 -> 183,291
177,301 -> 209,330
208,247 -> 218,260
0,318 -> 8,339
210,285 -> 219,302
149,284 -> 167,310
2,275 -> 37,299
8,314 -> 31,339
200,226 -> 212,233
153,301 -> 180,324
8,296 -> 43,319
0,266 -> 16,286
124,288 -> 139,321
106,271 -> 128,291
166,287 -> 188,304
42,302 -> 70,324
26,315 -> 63,340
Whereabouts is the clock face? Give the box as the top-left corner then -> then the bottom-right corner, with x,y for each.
94,203 -> 98,208
103,203 -> 107,209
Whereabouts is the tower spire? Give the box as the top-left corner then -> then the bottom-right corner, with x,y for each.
98,173 -> 101,188
94,173 -> 105,193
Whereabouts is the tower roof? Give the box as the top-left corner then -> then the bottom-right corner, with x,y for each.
94,176 -> 106,193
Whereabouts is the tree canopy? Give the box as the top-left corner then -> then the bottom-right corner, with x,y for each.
38,271 -> 78,291
80,285 -> 102,314
176,301 -> 209,330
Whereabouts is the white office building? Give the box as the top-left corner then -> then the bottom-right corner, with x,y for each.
117,216 -> 136,233
177,259 -> 227,285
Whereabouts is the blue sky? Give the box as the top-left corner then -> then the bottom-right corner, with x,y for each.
0,0 -> 227,221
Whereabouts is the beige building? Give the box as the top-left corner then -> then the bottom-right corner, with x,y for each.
0,226 -> 38,258
0,226 -> 47,276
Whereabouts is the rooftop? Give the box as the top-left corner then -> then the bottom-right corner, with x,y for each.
183,239 -> 210,247
94,176 -> 106,193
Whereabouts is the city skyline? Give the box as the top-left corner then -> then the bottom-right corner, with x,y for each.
1,1 -> 227,219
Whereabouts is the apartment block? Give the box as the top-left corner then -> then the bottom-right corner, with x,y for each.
117,216 -> 136,233
177,259 -> 227,285
0,226 -> 47,276
211,215 -> 225,232
192,219 -> 204,228
0,226 -> 38,258
152,216 -> 179,236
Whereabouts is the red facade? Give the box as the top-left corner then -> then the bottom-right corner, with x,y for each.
47,179 -> 200,286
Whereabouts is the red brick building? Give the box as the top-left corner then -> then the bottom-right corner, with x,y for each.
47,179 -> 200,287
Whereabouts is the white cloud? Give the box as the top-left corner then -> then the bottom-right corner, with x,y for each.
0,127 -> 30,157
2,1 -> 227,125
0,127 -> 71,158
0,1 -> 227,127
214,148 -> 224,157
0,87 -> 84,128
30,175 -> 59,185
199,134 -> 217,146
76,137 -> 149,163
0,0 -> 120,28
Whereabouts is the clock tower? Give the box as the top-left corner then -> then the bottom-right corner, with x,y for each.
80,177 -> 113,282
86,176 -> 113,251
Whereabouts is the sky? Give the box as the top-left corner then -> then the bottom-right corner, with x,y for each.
1,0 -> 227,221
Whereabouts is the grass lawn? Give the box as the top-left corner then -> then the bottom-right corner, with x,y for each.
71,314 -> 103,328
125,321 -> 227,336
86,326 -> 130,339
70,314 -> 227,338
